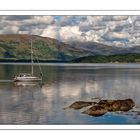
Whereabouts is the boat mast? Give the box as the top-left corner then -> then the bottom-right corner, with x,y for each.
31,39 -> 34,76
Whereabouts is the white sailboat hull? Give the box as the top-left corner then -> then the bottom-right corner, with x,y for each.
14,76 -> 42,82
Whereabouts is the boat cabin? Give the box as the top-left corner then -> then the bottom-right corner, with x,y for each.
17,73 -> 32,77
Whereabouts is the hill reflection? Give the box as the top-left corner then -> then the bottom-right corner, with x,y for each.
0,65 -> 140,124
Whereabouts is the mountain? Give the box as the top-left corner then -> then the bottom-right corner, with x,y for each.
0,34 -> 88,61
0,34 -> 140,62
69,41 -> 140,55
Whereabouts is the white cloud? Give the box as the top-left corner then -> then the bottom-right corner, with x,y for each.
102,16 -> 128,21
110,32 -> 130,39
99,29 -> 132,47
42,25 -> 82,42
32,16 -> 54,24
59,16 -> 87,26
83,30 -> 101,42
42,25 -> 101,42
0,15 -> 140,47
112,41 -> 125,47
112,16 -> 128,21
59,26 -> 82,41
20,16 -> 54,26
19,31 -> 30,34
41,26 -> 60,39
0,26 -> 19,34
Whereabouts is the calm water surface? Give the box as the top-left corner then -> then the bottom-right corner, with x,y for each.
0,63 -> 140,124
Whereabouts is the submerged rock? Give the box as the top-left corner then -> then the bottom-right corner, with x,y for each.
82,105 -> 108,117
64,101 -> 96,110
119,99 -> 135,111
82,98 -> 135,116
65,98 -> 135,117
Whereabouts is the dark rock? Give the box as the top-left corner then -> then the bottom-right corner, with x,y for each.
119,99 -> 135,112
82,98 -> 135,116
64,98 -> 135,117
64,101 -> 96,110
82,105 -> 108,117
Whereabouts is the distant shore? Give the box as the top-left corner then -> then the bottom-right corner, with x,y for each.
0,60 -> 140,64
0,59 -> 70,63
1,53 -> 140,64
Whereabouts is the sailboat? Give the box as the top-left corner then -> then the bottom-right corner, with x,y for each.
14,40 -> 42,82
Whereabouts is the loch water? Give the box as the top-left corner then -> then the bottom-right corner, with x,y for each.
0,63 -> 140,124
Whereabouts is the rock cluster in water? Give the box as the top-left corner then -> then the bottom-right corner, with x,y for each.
64,98 -> 135,117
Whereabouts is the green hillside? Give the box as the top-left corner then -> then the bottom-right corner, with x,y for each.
0,34 -> 84,61
72,54 -> 140,63
1,34 -> 140,63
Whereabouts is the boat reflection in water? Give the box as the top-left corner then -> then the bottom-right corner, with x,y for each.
10,80 -> 48,124
14,81 -> 43,87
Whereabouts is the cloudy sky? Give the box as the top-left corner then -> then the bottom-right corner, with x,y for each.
0,15 -> 140,47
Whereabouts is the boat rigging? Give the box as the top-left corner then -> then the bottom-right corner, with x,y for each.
13,39 -> 43,82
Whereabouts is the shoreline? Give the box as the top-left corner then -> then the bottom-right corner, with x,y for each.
1,62 -> 140,68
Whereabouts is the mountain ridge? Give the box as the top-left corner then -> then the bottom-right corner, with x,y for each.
0,34 -> 140,62
0,34 -> 88,61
